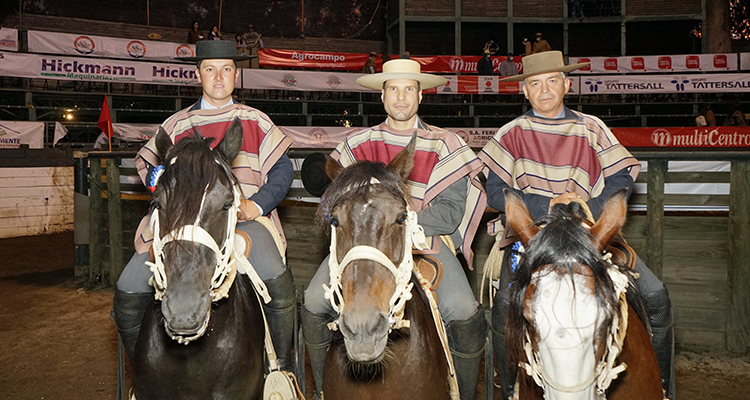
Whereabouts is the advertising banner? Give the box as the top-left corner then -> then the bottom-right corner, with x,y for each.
243,69 -> 370,92
612,126 -> 750,148
0,28 -> 19,52
571,54 -> 737,74
27,30 -> 196,63
580,73 -> 750,94
0,121 -> 45,149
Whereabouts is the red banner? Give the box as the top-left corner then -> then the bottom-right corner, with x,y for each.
259,49 -> 523,74
612,127 -> 750,148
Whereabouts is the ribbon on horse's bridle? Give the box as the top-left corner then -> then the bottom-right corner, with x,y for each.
322,177 -> 429,332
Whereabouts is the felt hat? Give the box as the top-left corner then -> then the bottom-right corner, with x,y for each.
536,32 -> 543,36
483,49 -> 491,55
175,40 -> 255,62
356,59 -> 447,90
300,152 -> 331,197
499,51 -> 589,82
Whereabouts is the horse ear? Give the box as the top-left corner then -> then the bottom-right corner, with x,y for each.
589,189 -> 628,251
388,132 -> 416,182
215,117 -> 243,163
155,127 -> 173,160
504,189 -> 539,246
325,155 -> 343,180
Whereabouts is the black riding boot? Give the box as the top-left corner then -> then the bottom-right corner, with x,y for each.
446,306 -> 488,400
111,288 -> 154,363
644,286 -> 676,399
263,268 -> 297,372
491,295 -> 515,400
300,306 -> 334,400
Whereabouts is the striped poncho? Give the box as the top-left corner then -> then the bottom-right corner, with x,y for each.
133,103 -> 293,254
478,108 -> 641,246
332,120 -> 487,268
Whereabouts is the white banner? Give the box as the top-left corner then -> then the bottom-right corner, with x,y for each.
27,30 -> 196,63
0,28 -> 19,52
580,73 -> 750,94
0,52 -> 200,86
243,69 -> 376,92
571,54 -> 737,74
0,122 -> 45,149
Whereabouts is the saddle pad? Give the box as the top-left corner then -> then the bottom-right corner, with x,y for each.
414,254 -> 443,290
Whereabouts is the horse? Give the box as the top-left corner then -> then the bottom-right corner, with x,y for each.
317,139 -> 452,400
503,189 -> 664,400
131,119 -> 266,400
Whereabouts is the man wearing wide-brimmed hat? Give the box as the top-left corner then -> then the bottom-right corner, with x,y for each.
532,31 -> 552,54
113,39 -> 298,398
479,51 -> 675,399
301,59 -> 488,400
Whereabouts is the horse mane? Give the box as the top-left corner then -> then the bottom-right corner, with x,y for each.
154,132 -> 238,235
316,160 -> 409,233
506,200 -> 622,369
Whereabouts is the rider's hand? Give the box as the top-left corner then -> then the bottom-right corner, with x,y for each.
238,199 -> 261,221
549,192 -> 580,208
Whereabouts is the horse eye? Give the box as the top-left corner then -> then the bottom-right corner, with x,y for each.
153,201 -> 161,210
223,201 -> 233,210
396,212 -> 407,224
330,216 -> 339,228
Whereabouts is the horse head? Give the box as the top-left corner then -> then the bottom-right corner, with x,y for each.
148,118 -> 243,344
504,189 -> 630,399
319,136 -> 418,366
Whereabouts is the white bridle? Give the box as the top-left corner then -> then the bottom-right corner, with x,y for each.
322,178 -> 429,332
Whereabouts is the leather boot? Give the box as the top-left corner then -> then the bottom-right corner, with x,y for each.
643,287 -> 676,399
491,294 -> 515,400
112,289 -> 154,363
446,306 -> 488,400
300,306 -> 334,400
263,268 -> 297,372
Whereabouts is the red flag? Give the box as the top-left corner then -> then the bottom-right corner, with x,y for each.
97,96 -> 113,138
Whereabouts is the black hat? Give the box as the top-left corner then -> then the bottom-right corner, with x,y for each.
175,40 -> 256,62
300,152 -> 331,197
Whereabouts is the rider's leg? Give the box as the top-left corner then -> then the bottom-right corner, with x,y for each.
433,247 -> 487,400
633,255 -> 675,399
239,220 -> 297,371
491,246 -> 516,400
112,251 -> 155,363
302,254 -> 336,400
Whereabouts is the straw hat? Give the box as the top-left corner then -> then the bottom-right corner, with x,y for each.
499,51 -> 589,82
175,40 -> 255,62
356,59 -> 447,90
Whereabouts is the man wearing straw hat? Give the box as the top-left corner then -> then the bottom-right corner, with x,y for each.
478,51 -> 675,399
301,59 -> 488,400
113,40 -> 299,398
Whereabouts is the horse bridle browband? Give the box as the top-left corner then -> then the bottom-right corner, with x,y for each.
322,177 -> 429,332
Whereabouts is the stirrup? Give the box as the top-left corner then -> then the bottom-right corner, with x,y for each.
263,370 -> 304,400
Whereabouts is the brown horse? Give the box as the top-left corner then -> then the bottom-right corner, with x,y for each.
504,189 -> 664,400
317,139 -> 452,400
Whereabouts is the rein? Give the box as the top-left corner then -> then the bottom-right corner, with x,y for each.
322,177 -> 429,332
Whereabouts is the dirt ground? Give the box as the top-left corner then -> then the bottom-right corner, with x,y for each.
2,231 -> 750,400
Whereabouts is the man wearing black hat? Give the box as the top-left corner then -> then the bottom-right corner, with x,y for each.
113,40 -> 297,397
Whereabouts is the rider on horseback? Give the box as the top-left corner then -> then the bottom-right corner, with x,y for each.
112,40 -> 297,387
478,51 -> 675,399
301,59 -> 489,400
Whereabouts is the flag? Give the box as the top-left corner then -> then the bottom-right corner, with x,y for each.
97,96 -> 113,138
53,121 -> 69,146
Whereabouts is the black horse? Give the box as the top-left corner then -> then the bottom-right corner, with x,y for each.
132,119 -> 266,399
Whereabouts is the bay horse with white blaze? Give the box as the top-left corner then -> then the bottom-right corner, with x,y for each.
131,119 -> 266,399
317,138 -> 453,400
504,189 -> 664,400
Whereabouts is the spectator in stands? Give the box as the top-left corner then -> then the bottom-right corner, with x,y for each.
187,21 -> 204,44
532,32 -> 552,53
498,52 -> 517,77
482,50 -> 675,400
521,37 -> 532,56
243,24 -> 264,69
235,33 -> 250,69
363,52 -> 377,74
401,51 -> 411,59
477,49 -> 494,75
699,104 -> 717,126
207,25 -> 222,41
723,103 -> 747,126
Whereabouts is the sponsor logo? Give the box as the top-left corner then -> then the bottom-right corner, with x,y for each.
651,127 -> 750,147
290,51 -> 346,63
137,128 -> 156,140
127,40 -> 146,58
307,128 -> 329,147
483,79 -> 494,92
449,57 -> 469,73
713,55 -> 727,69
670,76 -> 689,91
441,80 -> 453,92
604,58 -> 618,71
326,75 -> 341,89
686,55 -> 700,69
577,58 -> 591,71
281,74 -> 297,87
73,36 -> 95,54
658,56 -> 672,70
631,57 -> 645,70
176,45 -> 194,58
651,128 -> 672,146
454,130 -> 470,143
584,79 -> 603,92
